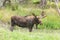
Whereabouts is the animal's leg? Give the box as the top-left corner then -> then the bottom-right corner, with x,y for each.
10,19 -> 15,31
10,26 -> 14,31
10,21 -> 15,31
36,24 -> 38,29
29,26 -> 33,32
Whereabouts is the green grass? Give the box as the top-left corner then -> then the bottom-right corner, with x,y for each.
0,1 -> 60,40
0,27 -> 60,40
0,7 -> 60,40
0,7 -> 60,29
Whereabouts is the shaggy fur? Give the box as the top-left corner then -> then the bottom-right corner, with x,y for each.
10,14 -> 42,32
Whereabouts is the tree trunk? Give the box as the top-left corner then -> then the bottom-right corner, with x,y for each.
40,0 -> 47,8
54,0 -> 60,16
3,0 -> 11,6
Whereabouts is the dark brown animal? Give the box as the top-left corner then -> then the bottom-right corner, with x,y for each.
10,13 -> 42,32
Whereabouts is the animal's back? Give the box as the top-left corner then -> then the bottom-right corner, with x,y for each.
11,16 -> 27,27
25,15 -> 35,21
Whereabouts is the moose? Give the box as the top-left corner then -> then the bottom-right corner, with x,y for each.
10,11 -> 46,32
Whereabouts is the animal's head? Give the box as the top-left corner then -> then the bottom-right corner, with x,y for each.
32,11 -> 46,25
32,13 -> 42,25
37,11 -> 46,21
40,11 -> 47,18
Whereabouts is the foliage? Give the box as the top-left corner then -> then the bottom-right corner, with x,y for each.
0,7 -> 60,29
0,28 -> 60,40
0,0 -> 60,40
0,0 -> 60,30
32,0 -> 40,2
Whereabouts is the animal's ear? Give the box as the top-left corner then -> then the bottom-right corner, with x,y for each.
40,11 -> 47,19
32,13 -> 36,17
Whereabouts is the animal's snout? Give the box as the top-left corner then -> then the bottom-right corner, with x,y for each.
40,22 -> 43,25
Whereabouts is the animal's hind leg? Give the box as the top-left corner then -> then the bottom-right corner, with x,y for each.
10,22 -> 15,31
10,19 -> 15,31
10,26 -> 14,31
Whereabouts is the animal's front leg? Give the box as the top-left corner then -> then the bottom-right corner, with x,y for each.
36,24 -> 38,29
29,26 -> 33,32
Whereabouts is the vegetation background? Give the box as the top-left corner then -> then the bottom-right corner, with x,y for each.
0,0 -> 60,40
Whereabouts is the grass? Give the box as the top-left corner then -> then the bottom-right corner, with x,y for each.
0,7 -> 60,40
0,7 -> 60,29
0,1 -> 60,40
0,27 -> 60,40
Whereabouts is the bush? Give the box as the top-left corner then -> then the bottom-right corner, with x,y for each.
47,1 -> 56,8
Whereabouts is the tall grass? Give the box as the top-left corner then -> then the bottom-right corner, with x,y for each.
0,6 -> 60,29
